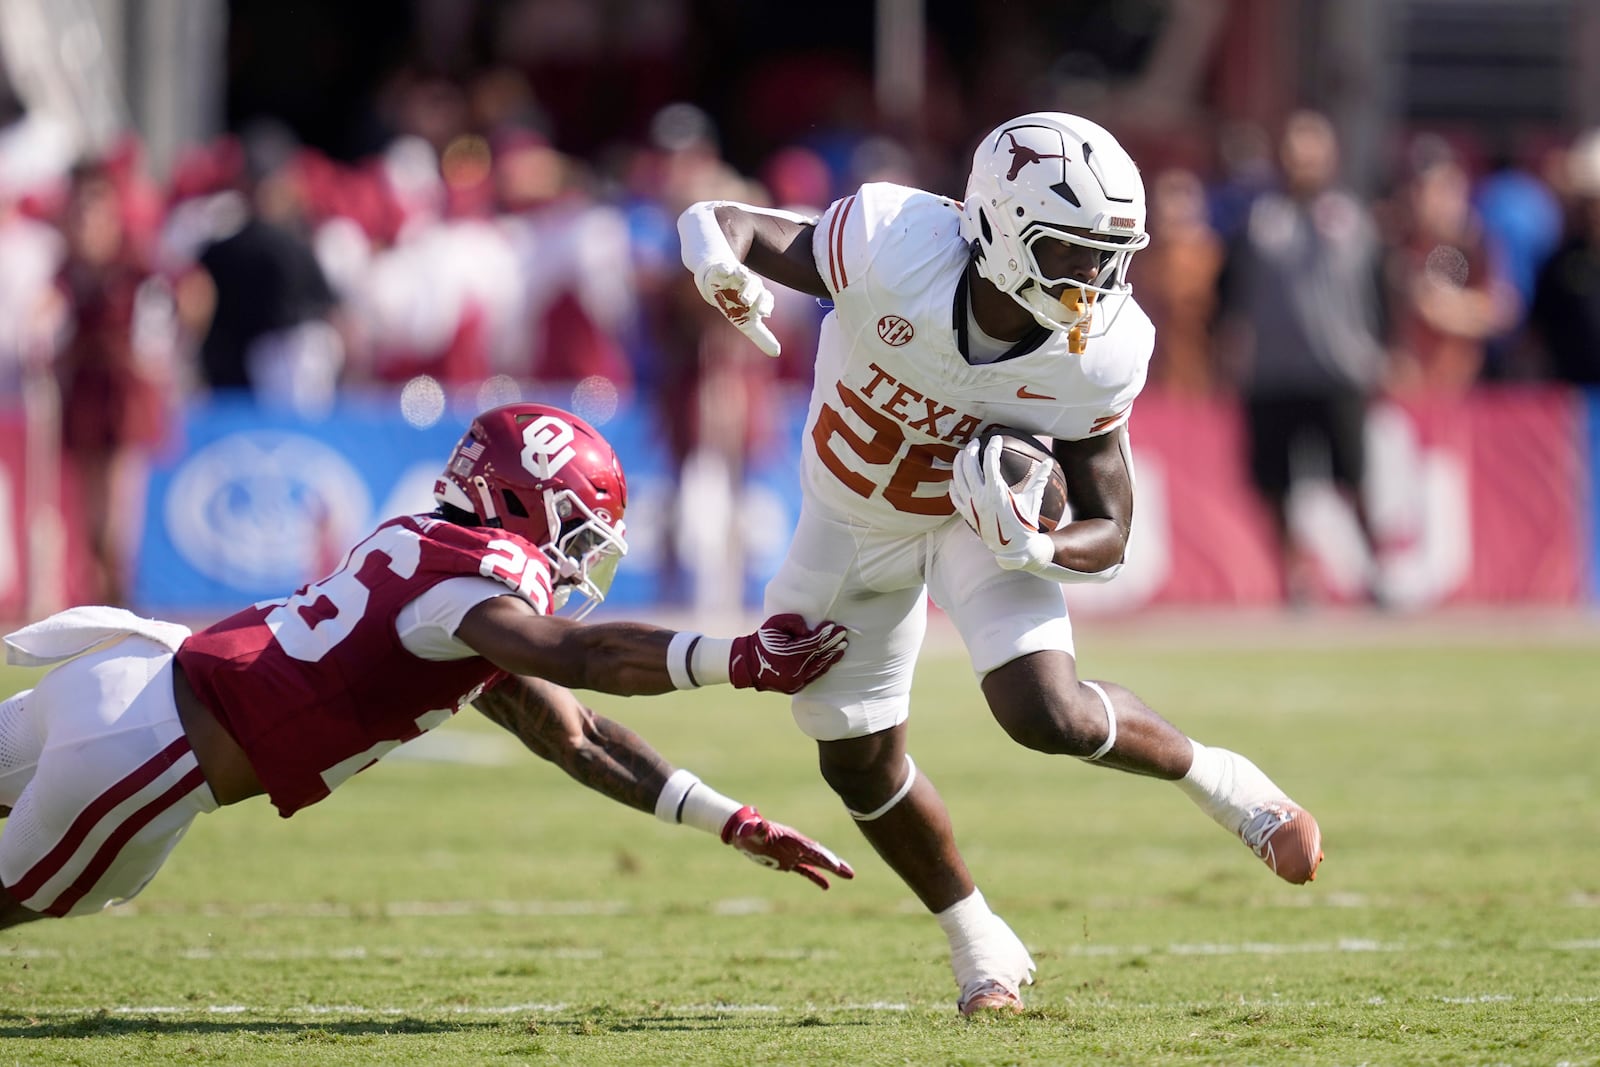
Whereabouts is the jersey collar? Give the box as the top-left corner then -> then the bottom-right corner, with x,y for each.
953,267 -> 1052,365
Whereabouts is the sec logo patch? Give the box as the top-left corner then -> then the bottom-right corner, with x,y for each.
877,315 -> 914,346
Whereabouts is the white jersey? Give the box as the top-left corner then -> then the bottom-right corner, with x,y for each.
802,182 -> 1154,534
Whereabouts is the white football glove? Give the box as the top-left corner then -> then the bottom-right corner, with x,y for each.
694,261 -> 781,357
949,437 -> 1056,572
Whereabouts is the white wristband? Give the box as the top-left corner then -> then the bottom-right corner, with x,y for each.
653,768 -> 742,834
691,636 -> 733,686
654,768 -> 701,823
1033,559 -> 1124,584
666,631 -> 703,690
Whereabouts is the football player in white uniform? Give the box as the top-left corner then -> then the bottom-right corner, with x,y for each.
678,113 -> 1324,1016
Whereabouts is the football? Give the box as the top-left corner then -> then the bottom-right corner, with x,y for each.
975,425 -> 1070,531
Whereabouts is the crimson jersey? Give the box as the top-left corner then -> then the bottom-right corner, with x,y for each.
176,514 -> 555,817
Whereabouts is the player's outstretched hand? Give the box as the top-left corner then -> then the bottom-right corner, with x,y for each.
721,805 -> 855,890
729,613 -> 849,693
694,261 -> 781,357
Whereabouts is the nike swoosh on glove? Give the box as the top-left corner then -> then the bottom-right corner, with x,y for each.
695,261 -> 781,356
729,613 -> 849,693
949,437 -> 1055,572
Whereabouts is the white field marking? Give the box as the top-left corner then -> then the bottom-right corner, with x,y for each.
1438,995 -> 1515,1003
110,898 -> 634,919
7,939 -> 1593,963
105,893 -> 1600,920
1163,938 -> 1400,955
29,995 -> 1594,1018
176,945 -> 607,962
712,898 -> 771,916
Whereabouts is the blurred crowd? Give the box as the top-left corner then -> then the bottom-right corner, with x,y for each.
2,56 -> 1600,608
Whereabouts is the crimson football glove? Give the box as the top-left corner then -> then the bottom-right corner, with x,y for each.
721,805 -> 855,890
729,613 -> 849,693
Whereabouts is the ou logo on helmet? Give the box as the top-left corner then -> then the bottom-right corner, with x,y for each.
521,415 -> 577,479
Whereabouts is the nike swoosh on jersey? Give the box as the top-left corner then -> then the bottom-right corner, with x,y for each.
1091,406 -> 1132,432
1015,385 -> 1056,400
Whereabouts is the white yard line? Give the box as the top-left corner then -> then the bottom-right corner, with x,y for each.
3,994 -> 1594,1017
4,938 -> 1595,962
97,891 -> 1600,920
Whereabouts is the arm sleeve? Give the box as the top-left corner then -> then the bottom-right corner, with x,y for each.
397,576 -> 523,661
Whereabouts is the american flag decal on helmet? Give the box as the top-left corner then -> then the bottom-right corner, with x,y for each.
450,440 -> 485,476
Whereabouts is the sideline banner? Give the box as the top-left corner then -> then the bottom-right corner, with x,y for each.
127,386 -> 1590,619
1066,388 -> 1587,614
130,393 -> 806,618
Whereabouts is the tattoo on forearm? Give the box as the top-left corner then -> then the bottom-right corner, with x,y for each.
474,682 -> 672,815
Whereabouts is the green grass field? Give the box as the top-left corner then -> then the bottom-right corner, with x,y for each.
3,617 -> 1598,1066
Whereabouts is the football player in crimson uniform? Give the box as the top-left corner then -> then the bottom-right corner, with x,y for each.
0,403 -> 853,930
678,113 -> 1324,1016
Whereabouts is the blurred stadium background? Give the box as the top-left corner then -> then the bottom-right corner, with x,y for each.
0,0 -> 1598,626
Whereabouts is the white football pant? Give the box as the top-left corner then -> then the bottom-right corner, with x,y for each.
0,636 -> 217,917
765,500 -> 1076,741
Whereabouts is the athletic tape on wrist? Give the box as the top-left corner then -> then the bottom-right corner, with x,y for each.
654,769 -> 701,824
848,755 -> 918,822
1031,557 -> 1124,584
1080,680 -> 1117,762
666,631 -> 703,690
677,201 -> 738,278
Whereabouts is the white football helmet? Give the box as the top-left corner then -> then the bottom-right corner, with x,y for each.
961,112 -> 1149,333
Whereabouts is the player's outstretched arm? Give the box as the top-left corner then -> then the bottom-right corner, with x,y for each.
456,597 -> 849,697
472,675 -> 854,889
474,674 -> 672,814
678,201 -> 829,356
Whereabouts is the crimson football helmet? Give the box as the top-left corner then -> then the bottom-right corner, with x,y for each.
960,112 -> 1149,334
434,403 -> 628,618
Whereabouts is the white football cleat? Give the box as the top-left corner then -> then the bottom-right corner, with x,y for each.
1237,801 -> 1323,884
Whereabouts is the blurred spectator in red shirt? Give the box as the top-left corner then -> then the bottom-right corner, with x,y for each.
1131,166 -> 1223,396
1384,140 -> 1518,395
52,162 -> 176,605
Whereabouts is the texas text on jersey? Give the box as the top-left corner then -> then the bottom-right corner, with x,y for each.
176,514 -> 555,817
801,182 -> 1155,533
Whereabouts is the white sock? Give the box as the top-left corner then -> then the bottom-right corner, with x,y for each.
938,888 -> 1035,991
653,770 -> 744,835
936,887 -> 994,949
1177,740 -> 1283,830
